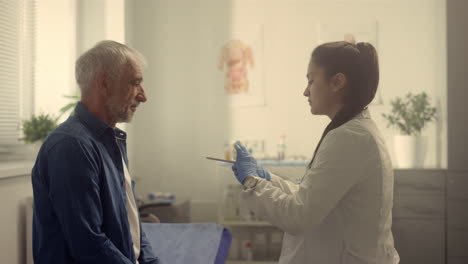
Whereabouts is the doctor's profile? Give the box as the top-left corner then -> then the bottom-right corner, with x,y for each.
231,41 -> 400,263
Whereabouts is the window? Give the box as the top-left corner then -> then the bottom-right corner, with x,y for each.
0,0 -> 36,157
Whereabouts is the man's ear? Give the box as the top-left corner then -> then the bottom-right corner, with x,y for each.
96,72 -> 110,96
331,73 -> 347,92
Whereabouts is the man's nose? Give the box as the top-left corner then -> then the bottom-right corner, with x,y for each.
137,86 -> 147,103
303,87 -> 309,97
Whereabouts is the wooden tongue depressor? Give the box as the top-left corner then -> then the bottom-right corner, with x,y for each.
205,157 -> 235,163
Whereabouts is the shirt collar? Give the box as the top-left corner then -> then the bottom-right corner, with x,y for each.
355,107 -> 371,119
114,127 -> 127,140
74,102 -> 127,140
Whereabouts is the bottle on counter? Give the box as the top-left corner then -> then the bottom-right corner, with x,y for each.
277,134 -> 287,160
224,142 -> 232,161
244,242 -> 253,261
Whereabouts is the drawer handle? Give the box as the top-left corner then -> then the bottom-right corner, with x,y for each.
402,206 -> 439,216
397,182 -> 442,192
447,196 -> 468,202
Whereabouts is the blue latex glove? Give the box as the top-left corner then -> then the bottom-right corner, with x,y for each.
231,141 -> 271,184
232,165 -> 271,182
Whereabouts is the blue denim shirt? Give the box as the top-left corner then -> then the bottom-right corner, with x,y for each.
31,102 -> 159,264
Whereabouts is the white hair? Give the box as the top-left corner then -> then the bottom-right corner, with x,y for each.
75,40 -> 146,93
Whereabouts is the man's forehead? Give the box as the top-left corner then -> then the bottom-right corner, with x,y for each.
122,61 -> 142,75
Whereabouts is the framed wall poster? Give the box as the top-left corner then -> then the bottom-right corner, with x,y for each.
318,21 -> 383,105
216,24 -> 266,107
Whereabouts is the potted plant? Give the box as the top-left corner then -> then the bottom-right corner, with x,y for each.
382,92 -> 437,168
20,113 -> 58,151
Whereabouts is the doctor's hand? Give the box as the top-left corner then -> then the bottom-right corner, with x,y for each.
232,141 -> 271,184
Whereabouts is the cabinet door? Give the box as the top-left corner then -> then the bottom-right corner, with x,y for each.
392,170 -> 446,264
394,170 -> 445,196
448,257 -> 468,264
393,170 -> 446,219
447,171 -> 468,258
392,219 -> 445,264
393,193 -> 445,219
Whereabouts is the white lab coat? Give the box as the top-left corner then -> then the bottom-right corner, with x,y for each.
241,109 -> 400,264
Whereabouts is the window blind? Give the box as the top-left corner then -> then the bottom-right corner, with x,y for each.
0,0 -> 36,147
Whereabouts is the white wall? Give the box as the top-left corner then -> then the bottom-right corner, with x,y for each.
35,0 -> 77,121
128,0 -> 447,221
127,0 -> 233,221
76,0 -> 126,54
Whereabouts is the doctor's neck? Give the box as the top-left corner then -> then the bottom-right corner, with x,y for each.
326,103 -> 345,120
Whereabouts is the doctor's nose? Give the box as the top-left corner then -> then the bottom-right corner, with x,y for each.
303,87 -> 310,97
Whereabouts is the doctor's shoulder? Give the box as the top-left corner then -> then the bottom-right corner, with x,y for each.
322,122 -> 379,161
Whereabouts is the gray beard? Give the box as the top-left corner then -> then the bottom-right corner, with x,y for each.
105,100 -> 134,123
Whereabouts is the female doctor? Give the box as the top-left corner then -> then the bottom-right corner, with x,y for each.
232,41 -> 400,264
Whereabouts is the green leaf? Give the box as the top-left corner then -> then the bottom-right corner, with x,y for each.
20,113 -> 58,143
58,92 -> 81,119
382,92 -> 437,135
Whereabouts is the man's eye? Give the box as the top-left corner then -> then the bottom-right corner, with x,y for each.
308,80 -> 314,84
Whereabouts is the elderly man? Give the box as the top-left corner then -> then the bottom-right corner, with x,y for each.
31,40 -> 158,264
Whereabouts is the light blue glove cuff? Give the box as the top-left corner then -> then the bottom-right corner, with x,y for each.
238,168 -> 258,184
232,163 -> 258,184
257,167 -> 271,181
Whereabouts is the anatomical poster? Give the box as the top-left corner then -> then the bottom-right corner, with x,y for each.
216,24 -> 265,107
